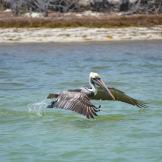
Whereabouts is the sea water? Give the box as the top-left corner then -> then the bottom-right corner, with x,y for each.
0,41 -> 162,162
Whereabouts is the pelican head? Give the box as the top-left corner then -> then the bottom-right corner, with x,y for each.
89,72 -> 115,100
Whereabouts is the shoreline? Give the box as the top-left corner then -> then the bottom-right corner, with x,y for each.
0,26 -> 162,43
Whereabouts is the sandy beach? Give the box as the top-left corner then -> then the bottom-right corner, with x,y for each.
0,26 -> 162,43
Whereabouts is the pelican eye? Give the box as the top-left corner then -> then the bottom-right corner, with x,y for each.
94,77 -> 101,80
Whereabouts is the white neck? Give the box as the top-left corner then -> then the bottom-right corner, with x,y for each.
89,78 -> 97,95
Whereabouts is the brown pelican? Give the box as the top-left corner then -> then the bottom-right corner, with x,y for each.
47,72 -> 147,119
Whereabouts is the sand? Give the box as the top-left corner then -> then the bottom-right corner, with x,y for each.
0,26 -> 162,43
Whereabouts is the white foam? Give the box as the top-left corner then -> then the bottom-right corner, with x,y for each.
27,100 -> 48,116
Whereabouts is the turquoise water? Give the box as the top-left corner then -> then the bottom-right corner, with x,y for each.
0,41 -> 162,162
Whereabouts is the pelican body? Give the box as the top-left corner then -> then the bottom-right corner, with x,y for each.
47,72 -> 147,119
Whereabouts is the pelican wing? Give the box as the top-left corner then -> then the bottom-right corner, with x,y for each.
47,93 -> 59,99
93,87 -> 147,108
51,91 -> 100,119
47,89 -> 82,99
47,88 -> 92,99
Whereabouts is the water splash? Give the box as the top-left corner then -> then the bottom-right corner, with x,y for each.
27,100 -> 48,117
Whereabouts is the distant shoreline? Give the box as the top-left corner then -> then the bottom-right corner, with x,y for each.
0,13 -> 162,43
0,26 -> 162,43
1,14 -> 162,28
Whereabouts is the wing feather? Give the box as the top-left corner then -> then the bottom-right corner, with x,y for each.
50,91 -> 99,119
92,87 -> 147,108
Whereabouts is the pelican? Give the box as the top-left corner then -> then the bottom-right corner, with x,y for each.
47,72 -> 147,119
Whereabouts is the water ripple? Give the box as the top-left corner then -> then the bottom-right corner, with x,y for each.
1,41 -> 162,162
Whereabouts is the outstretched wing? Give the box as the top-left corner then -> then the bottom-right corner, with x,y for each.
47,93 -> 59,99
47,89 -> 82,99
50,91 -> 100,119
92,87 -> 147,108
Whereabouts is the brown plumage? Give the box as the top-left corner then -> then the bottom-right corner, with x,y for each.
92,87 -> 147,108
47,72 -> 147,119
49,91 -> 100,119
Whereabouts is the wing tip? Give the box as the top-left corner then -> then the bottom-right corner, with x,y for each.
136,101 -> 149,109
85,106 -> 101,119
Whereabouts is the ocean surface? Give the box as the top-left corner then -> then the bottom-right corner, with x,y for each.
0,41 -> 162,162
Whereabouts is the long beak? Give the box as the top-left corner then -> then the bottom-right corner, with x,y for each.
95,79 -> 116,100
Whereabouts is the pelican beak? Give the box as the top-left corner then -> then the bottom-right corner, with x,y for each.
94,78 -> 116,100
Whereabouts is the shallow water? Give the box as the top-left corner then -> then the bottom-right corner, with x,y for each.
0,41 -> 162,162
